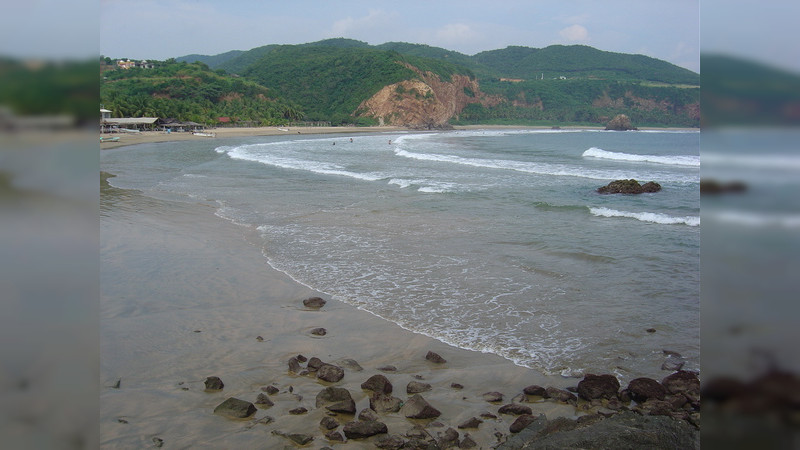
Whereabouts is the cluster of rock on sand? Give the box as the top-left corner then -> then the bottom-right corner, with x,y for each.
199,297 -> 700,448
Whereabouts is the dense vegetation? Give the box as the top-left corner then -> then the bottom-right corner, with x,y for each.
140,40 -> 702,127
459,79 -> 699,127
0,58 -> 97,124
240,45 -> 472,124
701,54 -> 800,126
473,45 -> 699,85
101,59 -> 302,125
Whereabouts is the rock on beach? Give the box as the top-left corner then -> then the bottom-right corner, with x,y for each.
213,397 -> 256,419
401,394 -> 441,419
302,296 -> 327,308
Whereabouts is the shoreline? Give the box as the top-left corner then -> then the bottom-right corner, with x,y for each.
100,129 -> 700,447
99,124 -> 697,149
101,173 -> 574,448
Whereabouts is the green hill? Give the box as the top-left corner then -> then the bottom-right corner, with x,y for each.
176,49 -> 244,68
240,45 -> 471,123
158,41 -> 702,127
100,60 -> 302,125
473,45 -> 699,84
701,53 -> 800,126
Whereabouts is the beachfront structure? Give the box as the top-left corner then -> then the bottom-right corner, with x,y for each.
101,117 -> 158,133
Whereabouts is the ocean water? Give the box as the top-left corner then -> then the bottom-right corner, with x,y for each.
102,128 -> 700,379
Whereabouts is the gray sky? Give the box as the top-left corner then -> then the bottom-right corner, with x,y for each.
97,0 -> 701,73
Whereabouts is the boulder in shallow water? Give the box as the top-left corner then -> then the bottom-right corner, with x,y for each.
627,377 -> 667,403
662,370 -> 700,394
523,385 -> 547,396
426,350 -> 447,363
597,179 -> 661,194
213,397 -> 256,419
204,376 -> 224,391
499,403 -> 533,415
255,393 -> 274,407
317,364 -> 345,383
577,374 -> 620,400
407,381 -> 432,394
370,392 -> 403,413
482,391 -> 504,403
509,414 -> 546,433
316,386 -> 354,407
402,394 -> 441,419
343,420 -> 388,439
361,374 -> 393,394
544,386 -> 577,403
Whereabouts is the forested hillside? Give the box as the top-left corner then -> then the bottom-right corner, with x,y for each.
157,40 -> 702,127
100,59 -> 302,125
240,45 -> 473,123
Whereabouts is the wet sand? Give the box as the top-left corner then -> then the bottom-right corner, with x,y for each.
100,172 -> 577,448
100,126 -> 407,149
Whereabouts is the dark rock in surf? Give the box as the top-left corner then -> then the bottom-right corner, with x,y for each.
523,385 -> 547,396
204,376 -> 224,391
402,394 -> 441,419
499,403 -> 533,415
310,327 -> 327,336
316,386 -> 354,408
307,357 -> 325,371
437,427 -> 460,448
343,420 -> 388,439
597,179 -> 661,194
509,414 -> 546,433
458,417 -> 483,429
407,381 -> 432,394
544,386 -> 577,403
213,397 -> 256,419
359,408 -> 380,422
577,374 -> 620,400
317,364 -> 345,383
662,370 -> 700,395
320,416 -> 339,430
288,357 -> 302,373
482,391 -> 504,403
303,296 -> 327,308
262,385 -> 279,395
376,434 -> 406,449
426,350 -> 447,364
325,430 -> 345,441
255,393 -> 274,407
361,374 -> 393,394
370,392 -> 403,413
627,377 -> 667,403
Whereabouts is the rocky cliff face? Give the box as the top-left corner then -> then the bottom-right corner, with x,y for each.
356,63 -> 501,128
593,91 -> 700,123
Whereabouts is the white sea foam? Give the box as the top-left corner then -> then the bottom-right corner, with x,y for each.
701,152 -> 800,170
224,146 -> 386,181
583,147 -> 700,167
706,210 -> 800,229
590,207 -> 700,226
395,148 -> 696,182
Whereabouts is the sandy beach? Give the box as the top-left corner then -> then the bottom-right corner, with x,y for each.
100,126 -> 408,149
100,126 -> 701,448
100,172 -> 583,448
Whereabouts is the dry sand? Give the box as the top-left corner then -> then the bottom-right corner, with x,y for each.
100,171 -> 577,449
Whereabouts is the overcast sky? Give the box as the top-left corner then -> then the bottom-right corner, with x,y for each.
98,0 -> 701,73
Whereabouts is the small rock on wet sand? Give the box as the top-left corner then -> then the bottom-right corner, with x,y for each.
302,297 -> 327,308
